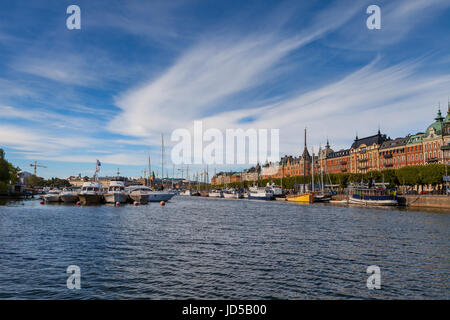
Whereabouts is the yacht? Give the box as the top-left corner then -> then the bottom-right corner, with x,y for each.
78,182 -> 106,205
223,188 -> 243,199
247,186 -> 274,200
127,186 -> 175,204
43,189 -> 61,202
60,187 -> 80,203
208,189 -> 223,198
266,182 -> 284,198
104,180 -> 128,203
127,186 -> 150,204
181,189 -> 192,196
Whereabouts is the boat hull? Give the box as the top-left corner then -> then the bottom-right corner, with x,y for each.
349,196 -> 397,206
60,194 -> 79,203
147,192 -> 174,202
248,193 -> 274,200
44,195 -> 60,202
104,192 -> 128,203
286,193 -> 313,203
223,193 -> 243,199
129,192 -> 149,204
78,194 -> 103,205
208,192 -> 223,198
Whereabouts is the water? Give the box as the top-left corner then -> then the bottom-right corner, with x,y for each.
0,197 -> 448,299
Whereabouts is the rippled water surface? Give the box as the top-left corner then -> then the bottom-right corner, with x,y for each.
0,197 -> 448,299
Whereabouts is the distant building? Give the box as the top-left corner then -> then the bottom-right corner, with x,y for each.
379,136 -> 409,170
350,130 -> 388,173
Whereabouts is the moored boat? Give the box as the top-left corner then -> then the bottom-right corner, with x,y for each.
104,180 -> 128,203
349,187 -> 398,206
266,183 -> 284,198
60,187 -> 80,203
127,186 -> 150,204
78,182 -> 106,205
286,192 -> 314,203
247,186 -> 274,200
43,189 -> 61,202
223,188 -> 243,199
208,189 -> 223,198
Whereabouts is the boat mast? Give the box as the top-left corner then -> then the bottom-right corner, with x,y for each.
311,155 -> 314,192
320,146 -> 324,192
148,154 -> 152,188
161,133 -> 164,189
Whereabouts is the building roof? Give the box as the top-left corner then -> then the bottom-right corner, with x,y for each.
425,109 -> 444,137
351,131 -> 388,149
406,133 -> 424,145
380,136 -> 409,150
327,149 -> 350,159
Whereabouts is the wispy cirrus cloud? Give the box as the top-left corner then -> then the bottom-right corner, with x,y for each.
108,1 -> 365,138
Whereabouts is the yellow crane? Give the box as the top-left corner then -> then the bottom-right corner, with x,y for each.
30,161 -> 47,176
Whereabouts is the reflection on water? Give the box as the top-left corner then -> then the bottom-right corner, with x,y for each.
0,197 -> 448,299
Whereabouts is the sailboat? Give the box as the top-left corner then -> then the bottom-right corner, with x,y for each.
313,146 -> 331,203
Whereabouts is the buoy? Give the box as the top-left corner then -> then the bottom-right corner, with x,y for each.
76,201 -> 81,206
40,201 -> 44,205
115,201 -> 120,206
160,201 -> 165,206
134,201 -> 139,206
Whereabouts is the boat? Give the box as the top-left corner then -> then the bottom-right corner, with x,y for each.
147,190 -> 175,202
43,189 -> 61,202
223,188 -> 243,199
349,187 -> 398,206
208,189 -> 223,198
127,186 -> 175,203
247,186 -> 274,200
266,182 -> 284,198
104,180 -> 128,203
127,186 -> 150,204
78,182 -> 106,205
60,187 -> 80,203
313,192 -> 332,202
286,192 -> 314,203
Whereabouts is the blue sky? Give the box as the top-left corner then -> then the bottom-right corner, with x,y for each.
1,0 -> 450,179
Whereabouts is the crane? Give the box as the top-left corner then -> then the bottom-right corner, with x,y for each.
30,161 -> 47,176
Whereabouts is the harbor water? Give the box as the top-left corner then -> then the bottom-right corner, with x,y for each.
0,197 -> 448,299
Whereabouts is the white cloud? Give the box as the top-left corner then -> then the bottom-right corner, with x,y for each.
107,3 -> 362,138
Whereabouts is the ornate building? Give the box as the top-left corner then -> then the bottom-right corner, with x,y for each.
379,136 -> 409,170
405,133 -> 425,166
349,131 -> 388,173
210,106 -> 450,185
423,109 -> 446,164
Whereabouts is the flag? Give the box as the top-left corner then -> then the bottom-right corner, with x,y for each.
96,160 -> 101,172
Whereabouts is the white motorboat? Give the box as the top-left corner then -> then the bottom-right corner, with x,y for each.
266,182 -> 283,197
60,187 -> 80,203
208,189 -> 223,198
78,182 -> 106,205
104,180 -> 128,203
127,186 -> 175,203
247,185 -> 274,200
43,189 -> 61,202
223,188 -> 243,199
